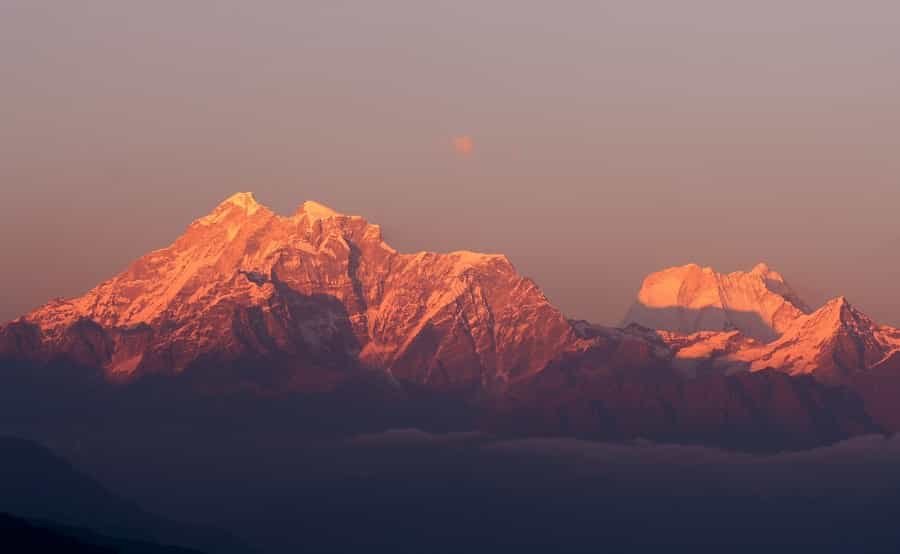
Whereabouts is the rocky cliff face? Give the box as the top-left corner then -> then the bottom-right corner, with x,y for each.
0,193 -> 575,390
623,263 -> 810,342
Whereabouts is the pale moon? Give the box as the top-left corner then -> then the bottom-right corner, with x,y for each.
453,135 -> 473,155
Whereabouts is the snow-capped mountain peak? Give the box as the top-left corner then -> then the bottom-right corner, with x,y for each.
297,200 -> 341,221
4,193 -> 575,389
728,295 -> 898,382
623,262 -> 810,342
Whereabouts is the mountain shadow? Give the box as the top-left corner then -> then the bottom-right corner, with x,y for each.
172,286 -> 362,393
0,512 -> 205,554
0,437 -> 250,554
623,302 -> 782,342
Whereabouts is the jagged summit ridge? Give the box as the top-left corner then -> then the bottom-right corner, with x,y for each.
739,295 -> 899,381
623,262 -> 810,342
199,193 -> 349,225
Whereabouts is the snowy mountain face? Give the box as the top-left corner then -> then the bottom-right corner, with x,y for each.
0,193 -> 576,390
623,263 -> 810,342
735,296 -> 900,382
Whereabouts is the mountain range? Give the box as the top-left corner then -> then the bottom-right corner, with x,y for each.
2,193 -> 900,446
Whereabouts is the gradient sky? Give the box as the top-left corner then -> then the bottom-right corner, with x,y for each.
2,1 -> 899,325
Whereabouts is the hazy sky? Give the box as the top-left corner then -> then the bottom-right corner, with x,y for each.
2,1 -> 899,325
